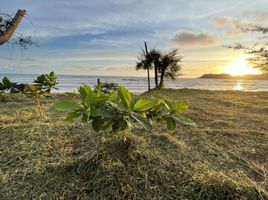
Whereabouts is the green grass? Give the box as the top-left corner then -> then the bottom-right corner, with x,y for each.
0,89 -> 267,199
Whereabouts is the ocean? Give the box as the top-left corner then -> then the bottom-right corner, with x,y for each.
1,74 -> 268,93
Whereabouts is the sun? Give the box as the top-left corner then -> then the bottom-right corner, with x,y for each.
224,55 -> 260,76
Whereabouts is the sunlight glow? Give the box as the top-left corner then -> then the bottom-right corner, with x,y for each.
234,82 -> 242,90
224,55 -> 260,76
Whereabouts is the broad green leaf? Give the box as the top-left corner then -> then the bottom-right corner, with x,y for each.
83,85 -> 92,95
94,84 -> 102,95
108,91 -> 119,102
85,93 -> 94,107
66,111 -> 81,122
166,117 -> 176,130
134,99 -> 157,112
106,101 -> 123,112
55,101 -> 80,110
172,101 -> 189,114
174,115 -> 196,126
118,86 -> 132,109
151,100 -> 164,112
79,85 -> 92,103
161,100 -> 172,112
92,95 -> 108,105
130,112 -> 152,130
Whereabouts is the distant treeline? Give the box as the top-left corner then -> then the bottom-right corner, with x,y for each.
199,73 -> 268,80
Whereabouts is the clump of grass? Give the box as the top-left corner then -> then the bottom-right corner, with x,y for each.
0,89 -> 267,199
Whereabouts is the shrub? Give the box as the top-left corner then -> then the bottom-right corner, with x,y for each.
33,71 -> 58,93
24,72 -> 58,118
0,76 -> 25,93
99,81 -> 118,94
56,84 -> 194,134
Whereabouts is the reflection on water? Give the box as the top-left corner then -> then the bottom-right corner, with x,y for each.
234,82 -> 243,90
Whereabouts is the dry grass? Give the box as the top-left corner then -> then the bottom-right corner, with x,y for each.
0,89 -> 267,199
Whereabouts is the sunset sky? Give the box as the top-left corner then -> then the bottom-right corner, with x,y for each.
0,0 -> 267,77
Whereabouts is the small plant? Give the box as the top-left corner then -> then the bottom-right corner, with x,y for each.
34,71 -> 58,93
95,79 -> 118,94
0,76 -> 25,93
100,82 -> 118,94
24,84 -> 46,118
56,85 -> 194,134
25,72 -> 58,118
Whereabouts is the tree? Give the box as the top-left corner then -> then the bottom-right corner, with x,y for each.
144,42 -> 151,90
150,49 -> 162,87
158,49 -> 182,88
136,48 -> 182,89
136,50 -> 153,89
136,42 -> 152,91
0,9 -> 26,46
227,25 -> 268,72
136,48 -> 161,88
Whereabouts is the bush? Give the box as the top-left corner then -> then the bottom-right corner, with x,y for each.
0,76 -> 25,93
56,84 -> 195,133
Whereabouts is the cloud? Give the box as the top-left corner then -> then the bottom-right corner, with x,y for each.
172,31 -> 219,48
79,38 -> 132,48
225,30 -> 241,37
240,10 -> 268,22
211,17 -> 231,27
211,16 -> 257,36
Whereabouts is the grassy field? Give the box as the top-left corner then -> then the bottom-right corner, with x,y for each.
0,89 -> 267,199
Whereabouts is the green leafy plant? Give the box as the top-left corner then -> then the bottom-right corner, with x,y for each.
56,85 -> 194,134
24,84 -> 46,118
0,76 -> 25,93
99,81 -> 118,94
24,72 -> 58,118
34,71 -> 58,93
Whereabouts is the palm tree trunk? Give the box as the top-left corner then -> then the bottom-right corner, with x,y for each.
154,64 -> 158,88
159,69 -> 165,88
144,42 -> 150,91
0,9 -> 26,46
147,68 -> 150,91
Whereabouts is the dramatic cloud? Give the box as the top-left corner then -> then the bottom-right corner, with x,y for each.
1,0 -> 268,76
172,31 -> 219,48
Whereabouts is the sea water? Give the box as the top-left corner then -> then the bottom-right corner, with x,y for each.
1,74 -> 268,93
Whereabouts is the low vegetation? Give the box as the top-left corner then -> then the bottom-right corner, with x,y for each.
0,89 -> 267,199
0,72 -> 58,118
56,85 -> 193,133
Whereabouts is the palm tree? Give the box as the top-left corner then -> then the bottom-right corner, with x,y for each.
136,49 -> 153,91
149,49 -> 162,88
136,48 -> 162,88
158,49 -> 182,88
136,47 -> 182,90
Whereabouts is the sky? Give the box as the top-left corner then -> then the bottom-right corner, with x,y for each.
0,0 -> 268,77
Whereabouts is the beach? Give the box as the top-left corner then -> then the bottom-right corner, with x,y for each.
0,89 -> 267,199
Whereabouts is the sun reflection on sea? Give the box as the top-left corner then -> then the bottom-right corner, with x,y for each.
234,82 -> 242,90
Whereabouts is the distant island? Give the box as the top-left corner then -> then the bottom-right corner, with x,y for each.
199,73 -> 268,80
